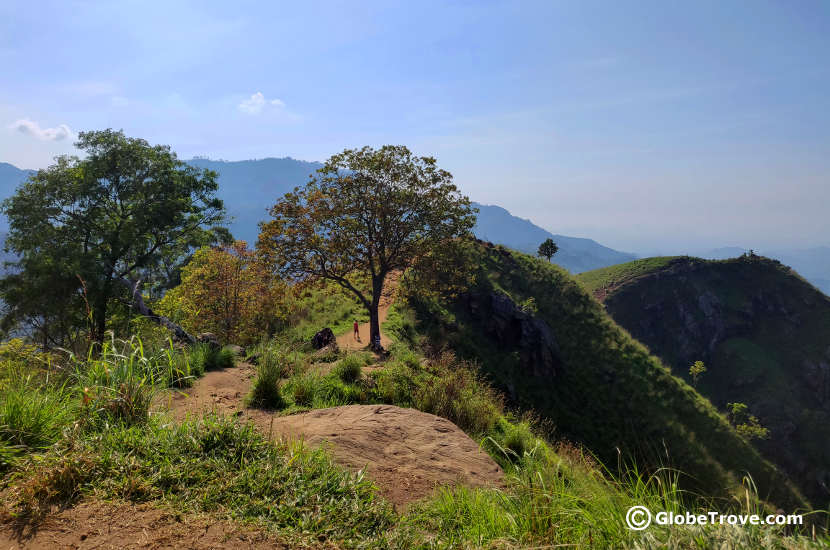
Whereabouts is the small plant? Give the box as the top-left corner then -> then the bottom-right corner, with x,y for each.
289,372 -> 318,407
689,360 -> 707,387
247,350 -> 287,409
332,354 -> 365,383
726,402 -> 770,441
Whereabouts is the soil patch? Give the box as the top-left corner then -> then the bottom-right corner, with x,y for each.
0,500 -> 330,549
265,404 -> 503,507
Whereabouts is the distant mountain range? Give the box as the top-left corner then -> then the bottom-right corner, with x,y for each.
1,158 -> 827,284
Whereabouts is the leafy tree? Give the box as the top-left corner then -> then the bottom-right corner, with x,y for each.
537,238 -> 558,262
258,145 -> 476,349
159,241 -> 294,345
689,360 -> 707,387
1,129 -> 225,347
726,402 -> 770,441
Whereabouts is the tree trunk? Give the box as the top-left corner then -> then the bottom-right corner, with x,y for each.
369,303 -> 381,351
368,274 -> 384,351
92,294 -> 108,346
118,277 -> 197,345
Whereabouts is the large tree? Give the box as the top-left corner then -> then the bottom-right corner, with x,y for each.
1,129 -> 226,347
258,145 -> 476,350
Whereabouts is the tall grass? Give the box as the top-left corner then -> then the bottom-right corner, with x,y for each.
247,348 -> 289,409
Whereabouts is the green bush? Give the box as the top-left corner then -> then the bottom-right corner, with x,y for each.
413,355 -> 501,435
247,350 -> 287,409
332,354 -> 365,383
0,384 -> 75,450
288,371 -> 319,407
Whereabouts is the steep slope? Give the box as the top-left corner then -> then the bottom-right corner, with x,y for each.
472,203 -> 636,272
402,243 -> 807,510
578,256 -> 830,507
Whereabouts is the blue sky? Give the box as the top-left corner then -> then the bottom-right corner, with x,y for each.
1,0 -> 828,252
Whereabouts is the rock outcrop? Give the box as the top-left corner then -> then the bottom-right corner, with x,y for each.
462,291 -> 562,380
311,327 -> 336,349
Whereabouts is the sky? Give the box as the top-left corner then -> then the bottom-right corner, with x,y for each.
1,0 -> 828,253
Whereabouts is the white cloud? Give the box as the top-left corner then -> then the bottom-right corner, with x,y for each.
238,92 -> 286,115
9,119 -> 73,141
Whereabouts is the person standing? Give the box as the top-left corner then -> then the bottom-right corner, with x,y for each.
353,319 -> 360,341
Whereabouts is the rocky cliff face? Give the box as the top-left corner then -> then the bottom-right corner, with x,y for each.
461,291 -> 562,385
598,256 -> 830,507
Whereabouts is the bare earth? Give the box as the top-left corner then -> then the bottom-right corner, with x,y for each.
0,500 -> 330,550
265,404 -> 503,506
163,363 -> 503,507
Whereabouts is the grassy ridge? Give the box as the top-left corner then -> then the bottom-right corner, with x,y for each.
402,243 -> 808,511
581,255 -> 830,508
577,256 -> 679,294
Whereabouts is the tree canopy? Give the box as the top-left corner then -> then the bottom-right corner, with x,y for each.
1,129 -> 226,347
537,238 -> 559,262
258,145 -> 476,349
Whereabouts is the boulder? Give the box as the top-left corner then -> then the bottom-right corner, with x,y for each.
197,332 -> 221,350
311,327 -> 336,349
226,344 -> 245,357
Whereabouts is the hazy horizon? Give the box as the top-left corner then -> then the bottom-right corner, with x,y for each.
2,1 -> 828,252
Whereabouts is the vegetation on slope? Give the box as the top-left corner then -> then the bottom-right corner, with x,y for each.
579,254 -> 830,508
401,242 -> 808,511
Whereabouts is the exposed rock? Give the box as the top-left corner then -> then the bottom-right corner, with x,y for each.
226,344 -> 245,356
197,332 -> 221,350
313,341 -> 340,358
462,291 -> 561,379
311,327 -> 336,349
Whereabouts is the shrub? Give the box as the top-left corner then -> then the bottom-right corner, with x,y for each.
288,372 -> 319,407
332,354 -> 365,383
247,350 -> 287,409
414,355 -> 501,435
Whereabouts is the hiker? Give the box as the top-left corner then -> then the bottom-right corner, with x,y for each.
353,319 -> 360,341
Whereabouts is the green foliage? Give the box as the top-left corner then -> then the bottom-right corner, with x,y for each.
537,237 -> 558,262
247,349 -> 288,409
332,353 -> 369,383
188,344 -> 235,373
727,402 -> 770,441
689,360 -> 707,387
0,129 -> 226,346
0,384 -> 75,452
403,243 -> 807,510
411,354 -> 502,436
258,144 -> 477,346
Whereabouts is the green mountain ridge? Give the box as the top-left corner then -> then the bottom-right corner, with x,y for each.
399,242 -> 808,510
577,255 -> 830,508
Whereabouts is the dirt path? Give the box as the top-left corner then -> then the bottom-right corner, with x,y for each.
161,361 -> 503,508
336,271 -> 400,352
0,500 -> 323,550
